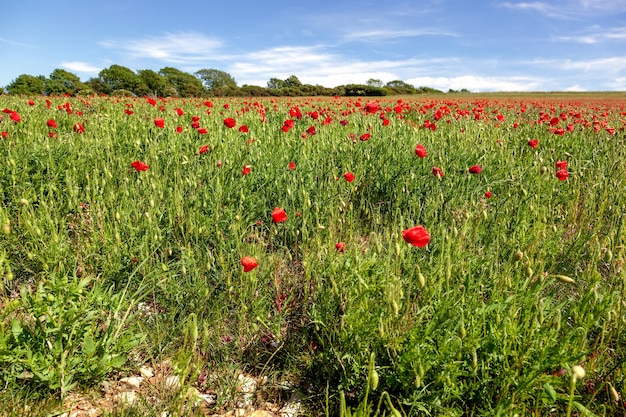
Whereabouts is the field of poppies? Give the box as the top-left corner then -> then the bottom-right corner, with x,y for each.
0,92 -> 625,416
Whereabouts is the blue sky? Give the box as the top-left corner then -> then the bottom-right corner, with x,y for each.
1,0 -> 625,92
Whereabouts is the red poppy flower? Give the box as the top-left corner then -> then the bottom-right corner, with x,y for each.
10,112 -> 21,123
242,165 -> 252,175
527,139 -> 538,149
175,108 -> 184,116
199,145 -> 209,154
289,161 -> 296,171
1,131 -> 9,139
241,256 -> 258,272
343,172 -> 355,183
154,118 -> 165,128
271,207 -> 288,223
28,100 -> 35,106
359,133 -> 371,141
48,132 -> 57,138
402,225 -> 431,247
555,160 -> 567,170
415,144 -> 427,158
306,126 -> 317,136
47,119 -> 57,129
432,167 -> 444,178
124,109 -> 134,115
239,125 -> 249,133
176,126 -> 183,133
556,168 -> 569,181
131,160 -> 149,172
73,123 -> 85,133
485,191 -> 493,198
335,242 -> 346,252
468,165 -> 482,174
365,101 -> 379,114
197,128 -> 208,135
223,118 -> 236,128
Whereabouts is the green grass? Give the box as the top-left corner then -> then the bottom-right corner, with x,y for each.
0,94 -> 625,416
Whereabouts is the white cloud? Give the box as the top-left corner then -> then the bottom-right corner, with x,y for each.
342,28 -> 457,42
500,2 -> 564,18
564,84 -> 586,91
555,27 -> 626,43
405,75 -> 545,92
100,32 -> 224,64
0,37 -> 31,47
60,61 -> 101,74
230,45 -> 462,87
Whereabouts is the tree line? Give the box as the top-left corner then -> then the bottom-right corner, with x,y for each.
2,65 -> 468,97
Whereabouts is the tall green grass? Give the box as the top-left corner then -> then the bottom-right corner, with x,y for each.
0,95 -> 624,416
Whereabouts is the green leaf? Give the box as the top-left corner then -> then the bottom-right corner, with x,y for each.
543,382 -> 557,403
109,354 -> 126,368
83,333 -> 96,357
11,319 -> 22,341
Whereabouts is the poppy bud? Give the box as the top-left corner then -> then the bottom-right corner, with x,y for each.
571,365 -> 586,381
2,222 -> 9,236
418,272 -> 426,288
555,274 -> 575,284
514,250 -> 524,261
19,198 -> 29,206
608,383 -> 620,403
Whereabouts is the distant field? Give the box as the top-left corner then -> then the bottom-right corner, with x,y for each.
0,93 -> 624,416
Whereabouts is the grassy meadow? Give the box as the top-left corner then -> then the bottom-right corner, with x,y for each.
0,93 -> 625,416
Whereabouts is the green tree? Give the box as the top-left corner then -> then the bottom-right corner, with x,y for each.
384,80 -> 417,95
240,85 -> 271,96
6,74 -> 46,95
195,68 -> 237,92
267,78 -> 286,89
137,69 -> 168,97
98,65 -> 141,94
284,75 -> 302,88
159,67 -> 206,97
367,78 -> 383,88
45,69 -> 84,96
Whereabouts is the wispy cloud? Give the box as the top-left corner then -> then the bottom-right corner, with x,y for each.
501,0 -> 626,18
60,61 -> 102,74
100,32 -> 224,64
0,37 -> 32,47
579,0 -> 626,12
342,28 -> 457,42
500,2 -> 565,19
555,27 -> 626,43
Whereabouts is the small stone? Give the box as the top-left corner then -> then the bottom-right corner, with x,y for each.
120,376 -> 144,389
116,391 -> 137,406
164,375 -> 181,390
237,374 -> 257,394
246,411 -> 277,417
279,393 -> 303,417
139,366 -> 154,378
